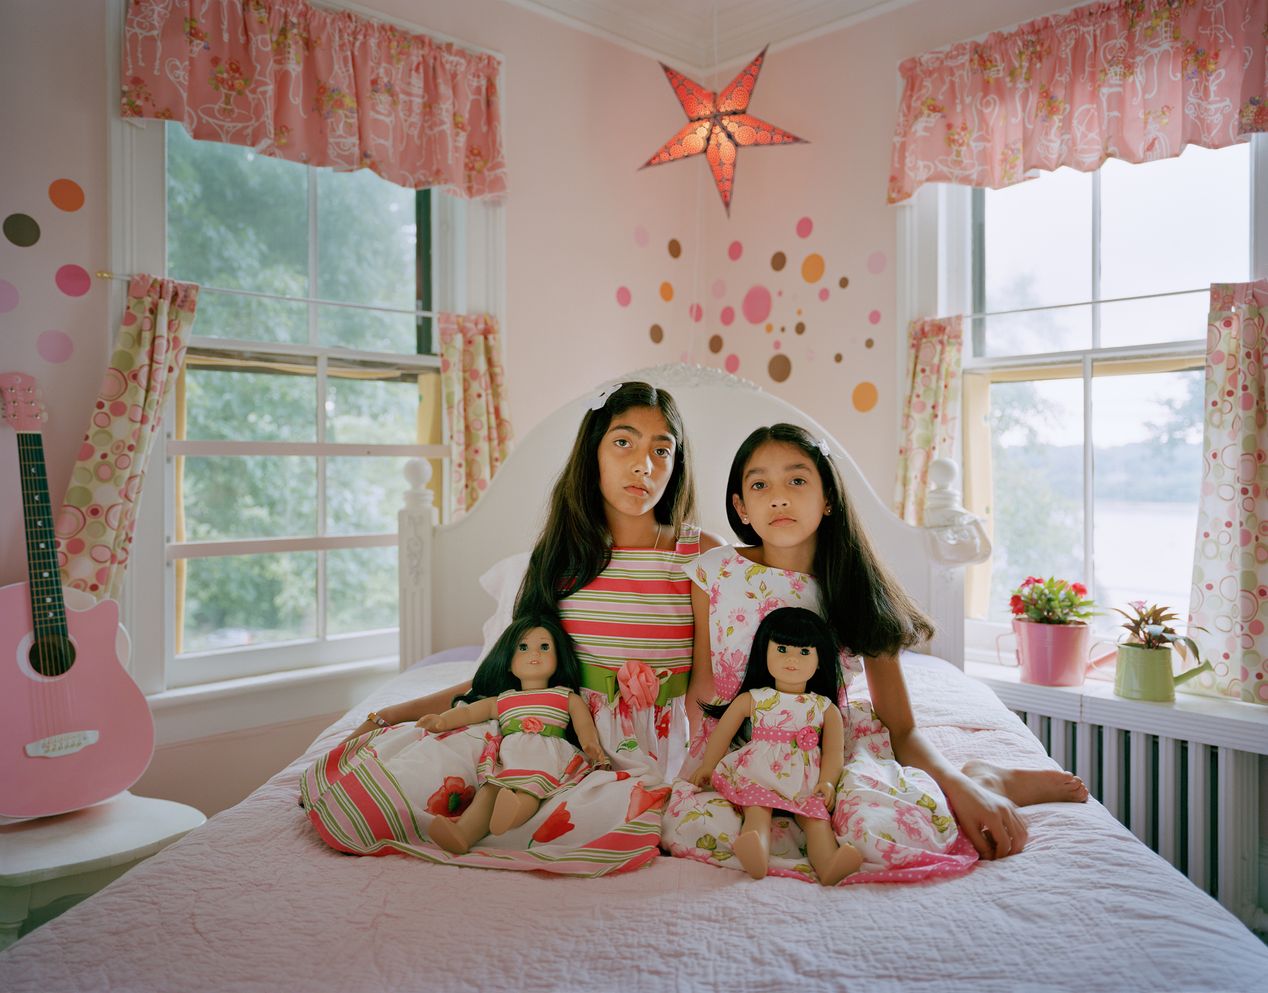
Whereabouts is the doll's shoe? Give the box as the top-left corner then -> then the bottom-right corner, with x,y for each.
427,816 -> 472,855
816,842 -> 863,886
733,830 -> 770,880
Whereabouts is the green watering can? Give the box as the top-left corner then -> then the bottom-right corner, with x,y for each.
1113,644 -> 1214,703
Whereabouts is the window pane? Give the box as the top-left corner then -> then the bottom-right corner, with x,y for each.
166,125 -> 308,301
1101,143 -> 1249,311
326,376 -> 420,444
327,458 -> 409,535
183,457 -> 316,540
988,378 -> 1085,622
1097,290 -> 1209,349
976,305 -> 1092,358
181,552 -> 317,653
185,367 -> 315,442
1092,368 -> 1202,623
327,547 -> 398,635
191,290 -> 308,346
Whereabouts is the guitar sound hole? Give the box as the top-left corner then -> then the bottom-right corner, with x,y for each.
29,635 -> 76,677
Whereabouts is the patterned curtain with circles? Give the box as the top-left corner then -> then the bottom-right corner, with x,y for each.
894,316 -> 963,526
1187,280 -> 1268,705
56,275 -> 199,600
438,313 -> 512,517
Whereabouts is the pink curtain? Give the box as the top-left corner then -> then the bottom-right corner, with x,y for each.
1187,281 -> 1267,705
57,275 -> 199,600
894,316 -> 963,525
439,313 -> 512,517
888,0 -> 1268,204
123,0 -> 506,198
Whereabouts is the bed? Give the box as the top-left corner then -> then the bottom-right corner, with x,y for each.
2,364 -> 1265,993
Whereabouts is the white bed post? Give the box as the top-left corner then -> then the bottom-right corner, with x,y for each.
399,459 -> 436,672
922,458 -> 991,667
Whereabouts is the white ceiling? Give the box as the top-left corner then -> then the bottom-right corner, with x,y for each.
502,0 -> 918,74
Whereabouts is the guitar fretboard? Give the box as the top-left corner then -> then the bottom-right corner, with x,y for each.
16,431 -> 69,643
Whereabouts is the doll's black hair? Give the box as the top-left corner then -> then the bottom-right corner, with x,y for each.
700,607 -> 846,741
452,611 -> 581,707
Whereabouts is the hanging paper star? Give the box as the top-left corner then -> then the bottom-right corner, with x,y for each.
641,47 -> 806,215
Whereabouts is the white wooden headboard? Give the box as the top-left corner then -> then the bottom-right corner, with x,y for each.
399,364 -> 987,669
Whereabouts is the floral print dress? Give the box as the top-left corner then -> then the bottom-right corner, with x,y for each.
660,545 -> 978,884
480,688 -> 587,801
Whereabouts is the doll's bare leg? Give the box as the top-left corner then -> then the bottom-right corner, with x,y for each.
427,783 -> 497,854
797,815 -> 862,886
961,760 -> 1088,805
489,788 -> 541,835
732,806 -> 772,880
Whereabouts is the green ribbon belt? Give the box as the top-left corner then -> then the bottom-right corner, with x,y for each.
501,718 -> 567,738
580,665 -> 689,707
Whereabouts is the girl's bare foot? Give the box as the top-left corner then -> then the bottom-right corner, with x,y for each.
733,830 -> 770,880
962,760 -> 1089,806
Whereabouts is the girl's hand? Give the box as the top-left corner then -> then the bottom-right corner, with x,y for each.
814,779 -> 836,812
943,775 -> 1029,860
416,714 -> 445,733
689,764 -> 716,789
583,741 -> 611,769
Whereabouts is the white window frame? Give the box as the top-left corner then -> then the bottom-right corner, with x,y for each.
899,136 -> 1268,665
105,0 -> 505,697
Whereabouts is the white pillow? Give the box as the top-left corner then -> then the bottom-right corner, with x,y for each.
477,552 -> 531,662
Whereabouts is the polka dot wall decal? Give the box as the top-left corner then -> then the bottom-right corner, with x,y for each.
868,309 -> 881,325
853,381 -> 878,412
742,285 -> 772,324
818,288 -> 829,301
865,338 -> 874,348
838,276 -> 849,289
770,251 -> 786,272
688,303 -> 703,322
660,281 -> 674,302
834,353 -> 842,362
773,340 -> 781,350
769,354 -> 791,382
724,354 -> 740,373
728,240 -> 743,261
867,251 -> 887,275
720,306 -> 735,326
765,323 -> 773,333
650,324 -> 664,343
711,279 -> 726,299
796,217 -> 813,238
709,334 -> 723,353
616,286 -> 631,307
801,253 -> 824,283
49,179 -> 85,212
794,321 -> 805,335
4,214 -> 40,247
668,239 -> 682,258
0,279 -> 18,314
37,330 -> 74,364
56,264 -> 91,297
634,225 -> 649,247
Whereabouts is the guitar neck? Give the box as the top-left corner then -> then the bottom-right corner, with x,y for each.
16,431 -> 69,641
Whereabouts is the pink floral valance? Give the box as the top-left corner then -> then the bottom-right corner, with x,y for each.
888,0 -> 1268,204
122,0 -> 507,198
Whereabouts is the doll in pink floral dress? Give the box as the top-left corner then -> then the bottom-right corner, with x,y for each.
691,607 -> 861,884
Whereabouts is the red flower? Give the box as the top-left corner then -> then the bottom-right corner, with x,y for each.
625,782 -> 671,823
1022,576 -> 1041,587
1071,582 -> 1087,597
614,771 -> 631,781
531,802 -> 575,846
520,716 -> 544,734
425,776 -> 475,817
654,708 -> 671,740
1009,594 -> 1025,615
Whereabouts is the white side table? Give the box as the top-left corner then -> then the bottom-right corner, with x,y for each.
0,791 -> 205,949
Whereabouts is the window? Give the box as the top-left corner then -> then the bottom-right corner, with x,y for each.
905,139 -> 1266,654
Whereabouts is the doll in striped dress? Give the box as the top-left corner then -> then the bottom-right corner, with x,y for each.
421,613 -> 609,855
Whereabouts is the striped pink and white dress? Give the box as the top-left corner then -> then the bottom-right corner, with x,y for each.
481,688 -> 586,800
300,526 -> 702,876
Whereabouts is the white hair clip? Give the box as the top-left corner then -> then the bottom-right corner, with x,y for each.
816,437 -> 832,459
588,382 -> 623,411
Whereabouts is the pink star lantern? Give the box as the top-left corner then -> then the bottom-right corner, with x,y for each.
641,47 -> 806,215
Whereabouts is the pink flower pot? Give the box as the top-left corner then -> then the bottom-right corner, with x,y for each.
1013,619 -> 1089,687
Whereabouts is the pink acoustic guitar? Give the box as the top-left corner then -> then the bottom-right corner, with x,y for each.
1,371 -> 154,819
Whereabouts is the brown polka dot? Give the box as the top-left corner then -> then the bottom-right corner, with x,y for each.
771,251 -> 786,271
795,321 -> 805,335
780,325 -> 786,334
865,338 -> 874,348
838,276 -> 849,288
834,353 -> 843,363
708,334 -> 723,353
650,324 -> 664,343
668,239 -> 681,258
768,354 -> 792,382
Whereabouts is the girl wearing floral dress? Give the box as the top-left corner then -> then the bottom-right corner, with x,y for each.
662,423 -> 1087,883
302,382 -> 720,875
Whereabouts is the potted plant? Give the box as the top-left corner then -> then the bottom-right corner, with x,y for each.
1111,601 -> 1213,702
1008,576 -> 1094,686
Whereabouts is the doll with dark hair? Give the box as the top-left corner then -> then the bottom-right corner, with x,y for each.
690,607 -> 861,884
421,613 -> 608,855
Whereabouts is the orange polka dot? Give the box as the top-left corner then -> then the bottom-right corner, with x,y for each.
852,381 -> 878,412
801,253 -> 825,283
765,323 -> 773,333
659,282 -> 674,302
49,179 -> 85,212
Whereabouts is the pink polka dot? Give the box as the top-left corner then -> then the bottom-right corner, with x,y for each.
742,285 -> 772,324
616,286 -> 631,307
724,354 -> 740,373
711,279 -> 726,299
0,279 -> 17,314
65,538 -> 85,555
728,241 -> 743,261
37,330 -> 74,363
95,463 -> 114,481
634,226 -> 649,247
773,340 -> 781,350
867,251 -> 887,275
689,303 -> 703,322
720,306 -> 735,326
55,264 -> 91,297
796,217 -> 813,238
818,288 -> 829,301
868,309 -> 881,324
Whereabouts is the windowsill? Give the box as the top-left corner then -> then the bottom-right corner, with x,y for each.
965,658 -> 1268,755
